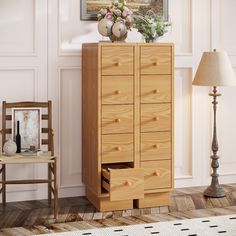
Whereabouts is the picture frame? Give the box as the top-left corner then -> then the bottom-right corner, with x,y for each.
80,0 -> 169,21
12,108 -> 42,151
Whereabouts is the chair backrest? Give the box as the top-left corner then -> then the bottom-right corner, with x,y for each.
1,101 -> 53,155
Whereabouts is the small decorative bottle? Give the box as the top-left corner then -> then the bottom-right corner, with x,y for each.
16,120 -> 21,153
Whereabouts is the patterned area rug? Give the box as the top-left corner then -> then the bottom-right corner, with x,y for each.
37,214 -> 236,236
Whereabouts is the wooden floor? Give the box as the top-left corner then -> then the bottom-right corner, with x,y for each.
1,184 -> 236,235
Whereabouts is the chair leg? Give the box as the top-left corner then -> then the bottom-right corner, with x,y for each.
48,163 -> 52,206
53,159 -> 58,219
2,164 -> 6,206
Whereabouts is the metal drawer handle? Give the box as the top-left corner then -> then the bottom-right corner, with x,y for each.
153,171 -> 160,176
115,118 -> 121,123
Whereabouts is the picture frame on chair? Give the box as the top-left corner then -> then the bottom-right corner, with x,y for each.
12,108 -> 42,151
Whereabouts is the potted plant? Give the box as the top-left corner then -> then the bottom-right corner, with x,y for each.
133,10 -> 171,43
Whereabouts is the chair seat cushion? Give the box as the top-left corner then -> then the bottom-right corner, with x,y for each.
0,152 -> 55,164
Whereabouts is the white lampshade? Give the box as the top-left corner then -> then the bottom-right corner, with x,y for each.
193,50 -> 236,86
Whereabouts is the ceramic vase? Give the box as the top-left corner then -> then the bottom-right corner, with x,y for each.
3,139 -> 17,156
98,20 -> 128,42
111,22 -> 127,41
97,18 -> 113,37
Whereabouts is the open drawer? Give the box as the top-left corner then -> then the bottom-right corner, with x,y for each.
102,166 -> 144,201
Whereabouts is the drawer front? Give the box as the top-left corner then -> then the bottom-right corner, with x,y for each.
102,168 -> 144,201
140,46 -> 172,75
102,105 -> 133,134
141,75 -> 171,103
141,132 -> 171,161
102,76 -> 134,104
141,104 -> 171,132
101,46 -> 134,75
141,160 -> 172,190
102,134 -> 134,164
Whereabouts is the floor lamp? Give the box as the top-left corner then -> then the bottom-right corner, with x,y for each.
192,50 -> 236,198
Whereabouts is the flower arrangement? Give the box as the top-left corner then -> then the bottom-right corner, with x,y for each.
133,10 -> 171,42
97,0 -> 133,41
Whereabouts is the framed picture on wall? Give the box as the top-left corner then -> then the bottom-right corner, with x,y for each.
12,108 -> 41,150
80,0 -> 169,21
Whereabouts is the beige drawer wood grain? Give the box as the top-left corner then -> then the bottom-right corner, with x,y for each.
102,167 -> 144,201
101,46 -> 134,75
102,76 -> 134,104
102,134 -> 134,164
141,75 -> 171,103
102,105 -> 133,134
141,104 -> 171,132
141,160 -> 172,190
141,132 -> 171,161
140,46 -> 172,75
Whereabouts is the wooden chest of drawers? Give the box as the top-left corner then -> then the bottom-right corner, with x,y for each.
82,43 -> 174,211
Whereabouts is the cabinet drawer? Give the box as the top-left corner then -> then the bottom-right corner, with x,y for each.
141,160 -> 172,190
140,46 -> 172,75
141,75 -> 171,103
102,134 -> 134,164
141,132 -> 171,161
102,167 -> 144,201
101,46 -> 134,75
102,76 -> 134,104
141,104 -> 171,132
102,105 -> 133,134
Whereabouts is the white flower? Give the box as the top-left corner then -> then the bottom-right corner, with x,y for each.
122,9 -> 128,17
126,15 -> 132,23
99,8 -> 107,16
113,0 -> 119,6
114,9 -> 122,16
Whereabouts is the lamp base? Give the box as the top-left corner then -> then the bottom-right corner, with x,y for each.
204,185 -> 226,198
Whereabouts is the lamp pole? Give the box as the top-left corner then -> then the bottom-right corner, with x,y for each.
204,86 -> 226,198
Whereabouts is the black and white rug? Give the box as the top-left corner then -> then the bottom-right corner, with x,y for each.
37,214 -> 236,236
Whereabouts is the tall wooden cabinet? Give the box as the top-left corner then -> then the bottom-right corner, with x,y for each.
82,43 -> 174,211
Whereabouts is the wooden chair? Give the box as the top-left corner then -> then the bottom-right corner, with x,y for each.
0,101 -> 58,218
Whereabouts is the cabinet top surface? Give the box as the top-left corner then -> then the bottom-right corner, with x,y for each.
82,42 -> 174,47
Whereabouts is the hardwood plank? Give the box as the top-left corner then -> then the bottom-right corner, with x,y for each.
150,207 -> 160,214
175,196 -> 189,212
115,216 -> 142,225
209,197 -> 223,208
100,218 -> 124,227
159,206 -> 169,213
82,205 -> 95,221
191,194 -> 206,209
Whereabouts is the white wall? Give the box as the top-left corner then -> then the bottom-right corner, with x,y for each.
0,0 -> 236,202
